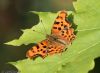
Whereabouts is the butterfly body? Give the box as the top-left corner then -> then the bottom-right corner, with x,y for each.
26,10 -> 75,59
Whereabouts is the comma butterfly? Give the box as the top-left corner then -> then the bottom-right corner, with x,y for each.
26,10 -> 76,59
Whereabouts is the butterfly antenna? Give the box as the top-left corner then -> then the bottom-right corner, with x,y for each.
40,20 -> 48,34
33,30 -> 46,35
32,20 -> 49,37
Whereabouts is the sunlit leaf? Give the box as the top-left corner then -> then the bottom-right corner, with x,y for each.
7,0 -> 100,73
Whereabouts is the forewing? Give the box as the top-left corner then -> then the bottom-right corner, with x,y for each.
51,10 -> 75,44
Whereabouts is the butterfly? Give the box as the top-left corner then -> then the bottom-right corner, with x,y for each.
26,10 -> 76,59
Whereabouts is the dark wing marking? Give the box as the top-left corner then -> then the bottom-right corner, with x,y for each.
26,40 -> 48,59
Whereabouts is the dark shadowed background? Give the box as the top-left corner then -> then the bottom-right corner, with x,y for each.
0,0 -> 100,73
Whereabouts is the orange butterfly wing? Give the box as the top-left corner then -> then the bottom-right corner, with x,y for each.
47,11 -> 76,55
26,40 -> 48,59
26,10 -> 76,59
51,10 -> 75,44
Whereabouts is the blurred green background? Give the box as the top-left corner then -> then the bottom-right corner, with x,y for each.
0,0 -> 100,73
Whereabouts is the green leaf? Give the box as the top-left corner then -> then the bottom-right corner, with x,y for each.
5,11 -> 57,46
7,0 -> 100,73
57,59 -> 94,73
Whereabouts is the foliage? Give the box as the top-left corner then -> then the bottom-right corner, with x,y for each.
6,0 -> 100,73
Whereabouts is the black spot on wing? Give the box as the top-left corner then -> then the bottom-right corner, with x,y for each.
53,27 -> 57,29
64,35 -> 67,37
41,42 -> 44,45
61,24 -> 63,26
58,27 -> 61,30
62,31 -> 64,33
43,46 -> 47,48
32,50 -> 35,53
62,33 -> 64,36
48,47 -> 51,49
68,35 -> 71,37
30,48 -> 35,53
43,50 -> 46,53
40,49 -> 43,51
61,21 -> 63,23
54,21 -> 60,24
37,50 -> 39,52
36,45 -> 39,49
